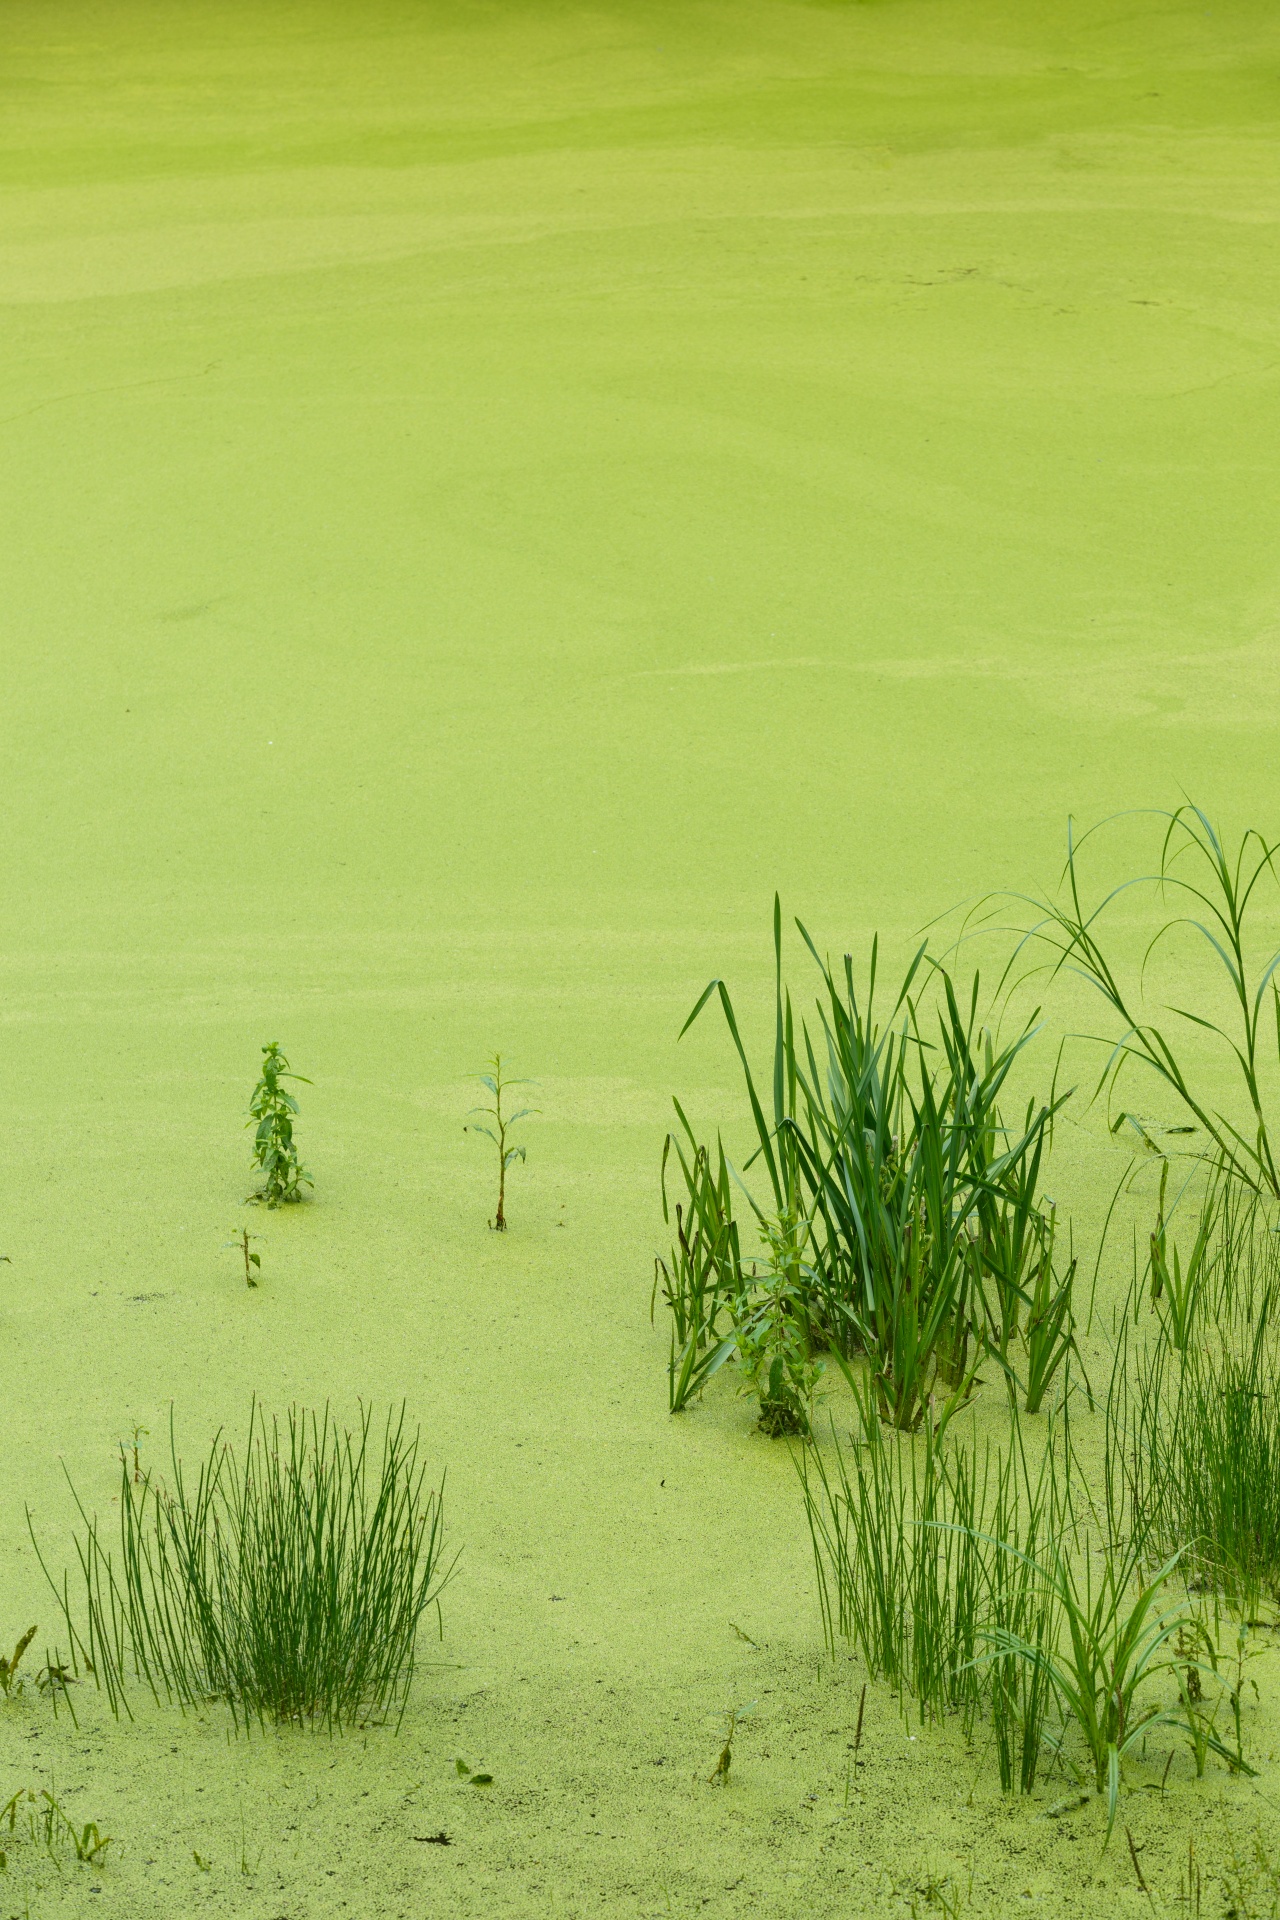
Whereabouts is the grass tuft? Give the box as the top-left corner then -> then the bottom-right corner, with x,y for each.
34,1403 -> 454,1733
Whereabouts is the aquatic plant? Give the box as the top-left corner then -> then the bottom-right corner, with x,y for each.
1105,1175 -> 1280,1616
1,1782 -> 111,1867
665,900 -> 1068,1433
0,1626 -> 36,1700
706,1703 -> 753,1784
225,1227 -> 263,1288
800,1377 -> 1059,1789
979,1534 -> 1191,1840
1012,805 -> 1280,1203
247,1042 -> 311,1207
1020,1211 -> 1080,1414
466,1054 -> 536,1231
654,1121 -> 744,1412
734,1209 -> 824,1435
36,1403 -> 453,1732
1145,1162 -> 1219,1351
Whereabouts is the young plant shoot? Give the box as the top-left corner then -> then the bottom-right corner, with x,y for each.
467,1055 -> 537,1231
247,1043 -> 312,1208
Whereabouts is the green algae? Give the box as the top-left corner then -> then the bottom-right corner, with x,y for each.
1,0 -> 1279,1911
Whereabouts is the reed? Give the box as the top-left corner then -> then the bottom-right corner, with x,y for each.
1010,806 -> 1280,1203
979,1529 -> 1189,1840
1105,1174 -> 1280,1615
800,1379 -> 1058,1787
34,1403 -> 453,1732
654,1113 -> 744,1413
666,900 -> 1068,1433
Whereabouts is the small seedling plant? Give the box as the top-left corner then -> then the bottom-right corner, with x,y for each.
466,1055 -> 537,1231
247,1043 -> 311,1207
1,1784 -> 111,1866
454,1758 -> 493,1787
0,1626 -> 36,1700
706,1702 -> 754,1784
225,1228 -> 263,1287
117,1426 -> 148,1485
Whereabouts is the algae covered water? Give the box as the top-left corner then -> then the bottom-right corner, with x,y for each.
1,0 -> 1278,1912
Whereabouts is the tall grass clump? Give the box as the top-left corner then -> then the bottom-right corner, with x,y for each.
34,1404 -> 453,1732
660,900 -> 1075,1430
1108,1180 -> 1280,1616
801,1381 -> 1061,1791
801,1375 -> 1249,1830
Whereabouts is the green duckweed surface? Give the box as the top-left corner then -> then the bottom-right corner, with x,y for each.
1,0 -> 1279,1912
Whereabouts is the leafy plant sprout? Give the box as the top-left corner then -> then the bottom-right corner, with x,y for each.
225,1227 -> 263,1287
0,1625 -> 37,1700
118,1424 -> 149,1485
466,1055 -> 537,1231
734,1208 -> 824,1436
707,1702 -> 754,1784
247,1043 -> 312,1208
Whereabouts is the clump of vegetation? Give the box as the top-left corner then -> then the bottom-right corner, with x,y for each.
247,1043 -> 311,1207
466,1055 -> 537,1231
734,1210 -> 823,1435
801,1381 -> 1250,1837
659,899 -> 1073,1430
35,1403 -> 454,1733
1108,1180 -> 1280,1618
1,1783 -> 111,1867
801,1380 -> 1062,1789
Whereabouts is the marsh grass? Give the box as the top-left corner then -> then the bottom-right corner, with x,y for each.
665,901 -> 1071,1434
654,1121 -> 744,1413
979,1532 -> 1193,1839
801,1379 -> 1060,1789
36,1404 -> 453,1732
1,1783 -> 111,1868
1007,806 -> 1280,1203
799,1369 -> 1255,1828
1108,1186 -> 1280,1617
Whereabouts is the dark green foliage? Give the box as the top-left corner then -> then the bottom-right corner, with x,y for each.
654,1120 -> 745,1412
662,900 -> 1073,1430
36,1404 -> 453,1733
1108,1186 -> 1280,1616
247,1042 -> 311,1207
800,1382 -> 1059,1789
